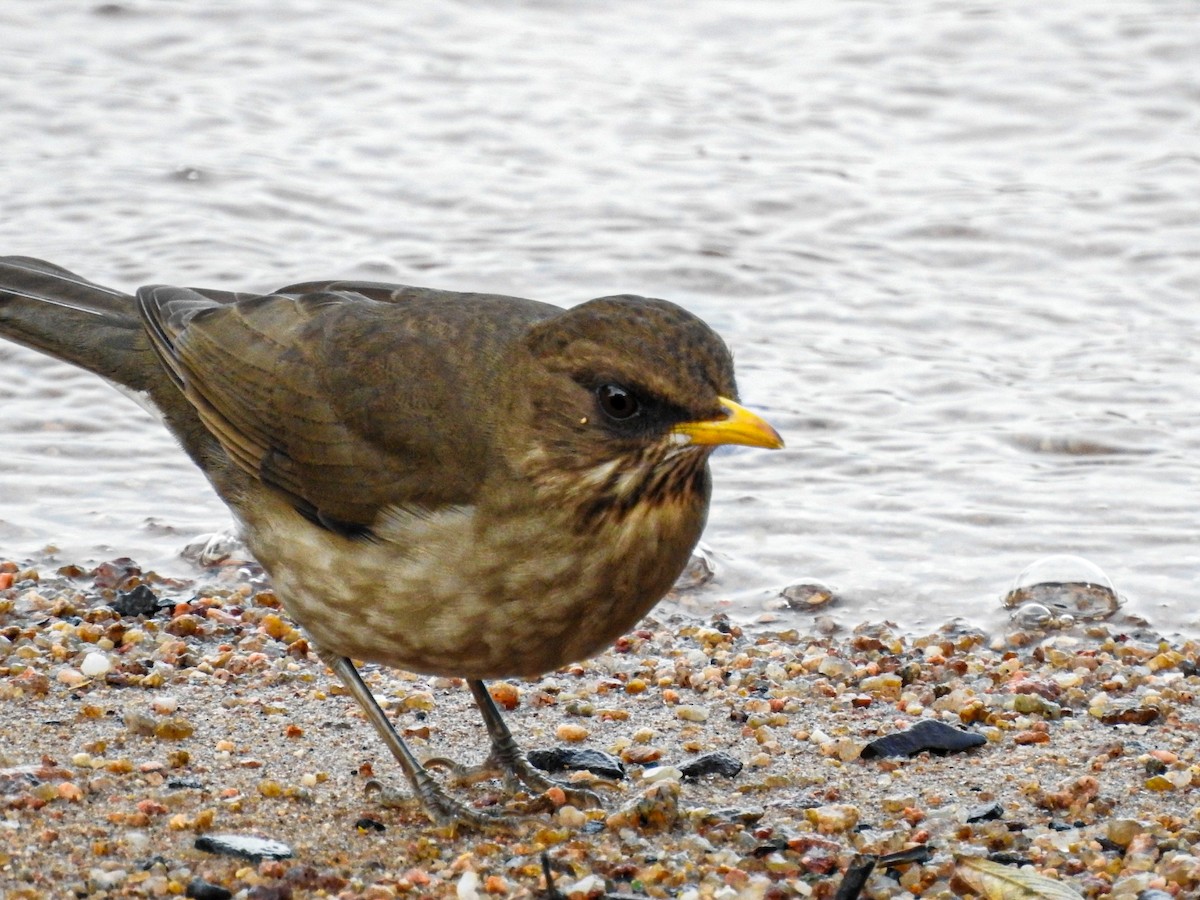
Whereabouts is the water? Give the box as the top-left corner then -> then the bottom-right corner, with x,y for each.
1,1 -> 1198,636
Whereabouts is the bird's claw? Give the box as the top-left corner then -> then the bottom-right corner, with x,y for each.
363,777 -> 512,832
425,751 -> 604,810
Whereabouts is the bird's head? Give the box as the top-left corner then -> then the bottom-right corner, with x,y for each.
500,295 -> 782,521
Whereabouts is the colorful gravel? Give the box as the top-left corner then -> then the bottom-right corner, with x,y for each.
1,557 -> 1198,898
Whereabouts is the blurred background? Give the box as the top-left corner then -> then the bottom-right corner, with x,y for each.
1,1 -> 1197,635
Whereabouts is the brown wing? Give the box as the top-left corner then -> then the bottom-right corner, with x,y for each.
136,283 -> 556,532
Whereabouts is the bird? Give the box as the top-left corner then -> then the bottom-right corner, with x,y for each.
0,255 -> 783,828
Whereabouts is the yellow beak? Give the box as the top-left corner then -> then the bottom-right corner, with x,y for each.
673,396 -> 784,450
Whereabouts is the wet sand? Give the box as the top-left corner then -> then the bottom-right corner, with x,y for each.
1,557 -> 1198,899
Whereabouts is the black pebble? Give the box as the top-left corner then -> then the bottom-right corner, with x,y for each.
878,846 -> 933,866
112,584 -> 160,617
859,719 -> 985,759
527,747 -> 626,780
355,817 -> 386,833
186,877 -> 233,900
965,801 -> 1004,822
679,751 -> 743,781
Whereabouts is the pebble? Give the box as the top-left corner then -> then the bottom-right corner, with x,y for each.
640,765 -> 683,783
79,651 -> 111,677
487,681 -> 520,710
527,747 -> 626,780
555,723 -> 589,743
193,834 -> 294,862
56,667 -> 86,686
860,719 -> 987,758
556,804 -> 587,828
679,752 -> 743,781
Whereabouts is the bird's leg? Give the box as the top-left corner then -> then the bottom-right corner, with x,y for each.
316,650 -> 500,830
426,679 -> 602,809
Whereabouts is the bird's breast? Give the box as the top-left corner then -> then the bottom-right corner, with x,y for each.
238,482 -> 706,680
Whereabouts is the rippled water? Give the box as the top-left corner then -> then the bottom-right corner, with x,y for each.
1,1 -> 1198,636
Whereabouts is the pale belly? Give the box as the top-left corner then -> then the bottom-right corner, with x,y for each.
238,492 -> 701,679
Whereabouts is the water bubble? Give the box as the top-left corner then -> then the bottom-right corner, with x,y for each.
1003,555 -> 1120,624
1012,602 -> 1053,629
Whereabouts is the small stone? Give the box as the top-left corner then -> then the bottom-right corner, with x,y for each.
805,804 -> 859,834
1100,706 -> 1160,726
675,705 -> 709,722
80,652 -> 111,677
527,747 -> 625,780
154,717 -> 195,740
401,691 -> 434,712
258,780 -> 283,798
780,583 -> 836,610
557,805 -> 587,828
112,584 -> 160,618
860,719 -> 986,759
555,723 -> 589,743
641,765 -> 684,783
123,709 -> 157,737
817,656 -> 855,679
57,668 -> 87,687
621,746 -> 663,765
864,672 -> 902,700
1014,730 -> 1051,745
185,876 -> 233,900
1145,775 -> 1175,792
488,682 -> 520,711
193,834 -> 293,862
965,801 -> 1004,822
151,696 -> 179,715
680,752 -> 743,781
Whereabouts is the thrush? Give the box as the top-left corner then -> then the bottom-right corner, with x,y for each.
0,255 -> 782,827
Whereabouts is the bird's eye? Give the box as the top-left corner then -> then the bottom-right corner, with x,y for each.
596,383 -> 639,420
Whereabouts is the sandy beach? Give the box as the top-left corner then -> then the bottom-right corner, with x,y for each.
2,556 -> 1198,899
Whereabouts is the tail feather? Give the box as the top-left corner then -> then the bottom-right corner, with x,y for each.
0,256 -> 157,392
0,256 -> 237,482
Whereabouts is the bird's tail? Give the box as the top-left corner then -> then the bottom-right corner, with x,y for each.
0,255 -> 159,393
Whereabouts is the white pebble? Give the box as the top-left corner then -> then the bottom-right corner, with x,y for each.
640,765 -> 683,783
456,871 -> 480,900
80,652 -> 112,677
557,804 -> 587,828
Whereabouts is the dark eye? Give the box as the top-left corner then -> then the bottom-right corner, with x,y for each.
597,383 -> 640,420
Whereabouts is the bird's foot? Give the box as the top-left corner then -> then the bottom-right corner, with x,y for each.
426,750 -> 604,811
363,776 -> 512,833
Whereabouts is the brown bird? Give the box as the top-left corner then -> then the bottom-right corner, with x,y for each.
0,255 -> 782,827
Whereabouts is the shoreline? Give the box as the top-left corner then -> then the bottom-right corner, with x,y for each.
2,556 -> 1198,899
